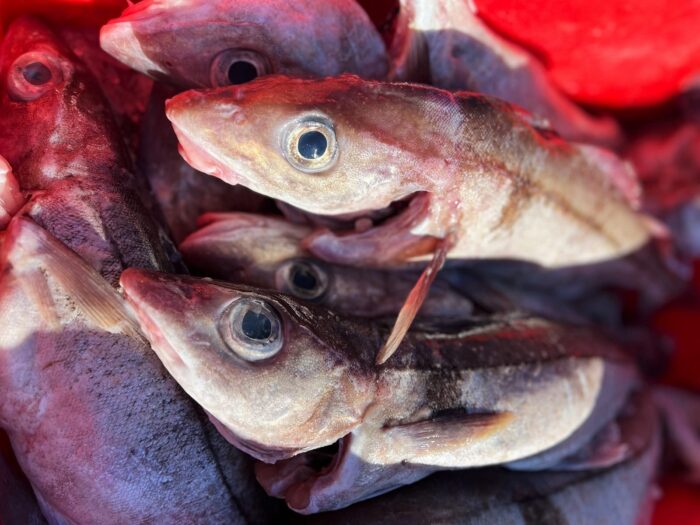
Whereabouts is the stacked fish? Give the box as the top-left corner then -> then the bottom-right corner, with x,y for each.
0,1 -> 698,523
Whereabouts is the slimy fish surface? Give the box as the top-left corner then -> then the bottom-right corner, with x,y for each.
122,268 -> 639,513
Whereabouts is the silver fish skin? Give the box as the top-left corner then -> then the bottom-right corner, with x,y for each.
387,0 -> 621,146
0,431 -> 46,525
166,75 -> 685,311
298,389 -> 661,525
180,211 -> 475,319
0,17 -> 279,524
121,268 -> 639,513
140,84 -> 270,242
99,0 -> 388,87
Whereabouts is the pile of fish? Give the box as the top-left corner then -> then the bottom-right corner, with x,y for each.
0,1 -> 698,523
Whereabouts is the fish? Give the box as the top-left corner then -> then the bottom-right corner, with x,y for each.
385,0 -> 621,146
299,389 -> 661,525
99,0 -> 388,87
99,0 -> 389,241
0,17 -> 282,524
121,267 -> 640,513
165,74 -> 684,360
0,431 -> 46,525
0,154 -> 23,229
180,211 -> 475,320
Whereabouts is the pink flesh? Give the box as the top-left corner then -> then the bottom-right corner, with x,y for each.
0,156 -> 24,229
303,192 -> 437,266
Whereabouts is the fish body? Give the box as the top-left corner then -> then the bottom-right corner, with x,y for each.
300,389 -> 661,525
99,0 -> 388,86
387,0 -> 621,145
166,75 -> 682,305
121,268 -> 639,513
100,0 -> 388,240
0,17 -> 278,523
181,211 -> 474,319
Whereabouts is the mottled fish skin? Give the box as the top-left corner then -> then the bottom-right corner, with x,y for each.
386,0 -> 621,146
180,211 -> 475,319
297,390 -> 661,525
0,17 -> 280,524
165,75 -> 684,307
120,268 -> 639,513
0,431 -> 46,525
99,0 -> 388,86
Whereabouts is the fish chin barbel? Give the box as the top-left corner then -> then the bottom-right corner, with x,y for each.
165,75 -> 686,362
121,268 -> 640,513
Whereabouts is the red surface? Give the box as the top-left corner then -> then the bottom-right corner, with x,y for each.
474,0 -> 700,108
1,0 -> 700,522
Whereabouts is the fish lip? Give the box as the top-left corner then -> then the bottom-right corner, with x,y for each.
283,191 -> 430,234
255,433 -> 352,512
119,269 -> 187,371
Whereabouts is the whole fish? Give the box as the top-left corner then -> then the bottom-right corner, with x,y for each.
0,154 -> 23,229
121,268 -> 639,513
99,0 -> 389,241
0,17 -> 280,524
99,0 -> 388,86
165,75 -> 683,359
299,389 -> 661,525
386,0 -> 621,145
0,431 -> 46,525
180,211 -> 475,319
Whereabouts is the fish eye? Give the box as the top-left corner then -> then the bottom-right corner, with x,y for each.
277,260 -> 329,301
7,52 -> 66,102
283,116 -> 337,173
220,298 -> 283,362
210,49 -> 271,87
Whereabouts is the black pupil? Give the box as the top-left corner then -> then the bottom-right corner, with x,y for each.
297,131 -> 327,160
227,61 -> 258,85
22,62 -> 52,86
291,265 -> 318,291
241,309 -> 272,340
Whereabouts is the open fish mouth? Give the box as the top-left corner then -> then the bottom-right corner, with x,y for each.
255,435 -> 350,512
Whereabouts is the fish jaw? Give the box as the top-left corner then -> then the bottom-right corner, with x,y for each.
120,268 -> 375,461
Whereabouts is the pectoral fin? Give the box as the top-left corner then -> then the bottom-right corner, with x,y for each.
383,411 -> 513,456
5,217 -> 141,338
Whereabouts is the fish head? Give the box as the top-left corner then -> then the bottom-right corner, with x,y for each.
120,268 -> 376,462
166,75 -> 454,218
0,17 -> 125,189
100,0 -> 388,88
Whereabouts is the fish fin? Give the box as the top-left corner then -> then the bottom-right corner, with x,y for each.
6,217 -> 141,338
548,424 -> 632,471
577,144 -> 642,209
376,235 -> 452,365
383,411 -> 513,455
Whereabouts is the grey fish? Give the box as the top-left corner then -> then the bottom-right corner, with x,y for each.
180,211 -> 475,319
121,268 -> 640,513
0,16 -> 280,524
